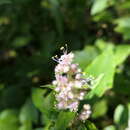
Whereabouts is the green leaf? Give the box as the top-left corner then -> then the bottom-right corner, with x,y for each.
126,103 -> 130,129
32,88 -> 55,114
32,88 -> 47,113
92,99 -> 108,118
85,45 -> 115,98
114,104 -> 128,128
40,84 -> 55,90
91,0 -> 109,15
77,124 -> 87,130
34,128 -> 43,130
19,99 -> 38,124
74,46 -> 99,70
54,111 -> 75,130
85,74 -> 104,99
32,88 -> 56,125
85,120 -> 97,130
114,18 -> 130,40
95,39 -> 112,52
88,73 -> 104,90
128,103 -> 130,120
0,110 -> 19,130
114,45 -> 130,66
19,122 -> 32,130
103,125 -> 116,130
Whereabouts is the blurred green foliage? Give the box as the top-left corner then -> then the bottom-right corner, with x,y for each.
0,0 -> 130,129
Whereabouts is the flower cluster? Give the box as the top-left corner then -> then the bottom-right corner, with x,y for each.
79,104 -> 91,121
52,45 -> 93,121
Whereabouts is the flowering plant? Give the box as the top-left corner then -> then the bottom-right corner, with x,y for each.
30,43 -> 130,130
52,45 -> 94,122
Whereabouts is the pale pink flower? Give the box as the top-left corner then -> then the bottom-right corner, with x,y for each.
52,45 -> 93,120
67,101 -> 79,112
79,104 -> 91,121
74,81 -> 82,88
59,52 -> 74,65
55,64 -> 70,73
75,73 -> 81,80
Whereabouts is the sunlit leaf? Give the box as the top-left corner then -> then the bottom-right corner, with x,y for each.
114,45 -> 130,66
103,125 -> 116,130
85,45 -> 115,98
114,104 -> 128,128
74,46 -> 99,70
91,0 -> 109,15
114,18 -> 130,40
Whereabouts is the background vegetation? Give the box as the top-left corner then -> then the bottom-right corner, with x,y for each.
0,0 -> 130,129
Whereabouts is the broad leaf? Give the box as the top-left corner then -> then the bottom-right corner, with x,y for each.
0,110 -> 19,130
19,122 -> 32,130
32,88 -> 55,114
32,88 -> 56,125
92,99 -> 108,118
103,125 -> 116,130
54,111 -> 75,130
114,45 -> 130,66
32,88 -> 47,113
74,46 -> 99,70
114,104 -> 128,128
114,17 -> 130,40
85,45 -> 115,98
91,0 -> 109,15
19,99 -> 38,124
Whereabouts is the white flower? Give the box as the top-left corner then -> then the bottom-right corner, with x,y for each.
77,68 -> 81,73
52,80 -> 57,85
64,66 -> 70,73
68,92 -> 74,99
80,92 -> 85,96
67,101 -> 79,112
57,102 -> 66,109
74,81 -> 82,88
55,87 -> 60,92
52,46 -> 93,117
75,73 -> 81,79
71,64 -> 77,70
83,104 -> 91,110
79,104 -> 91,121
78,92 -> 85,100
59,52 -> 74,65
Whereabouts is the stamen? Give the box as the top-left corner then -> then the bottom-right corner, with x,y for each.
60,46 -> 64,50
54,55 -> 59,59
60,46 -> 66,54
52,56 -> 59,62
60,44 -> 68,54
65,44 -> 68,54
